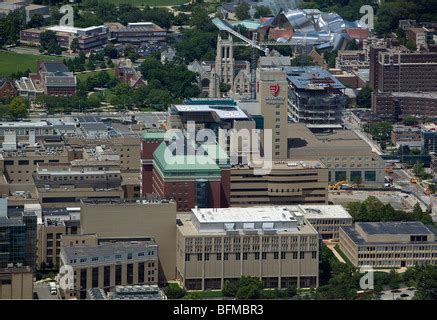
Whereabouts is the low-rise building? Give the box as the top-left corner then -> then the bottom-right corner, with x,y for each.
176,206 -> 319,290
422,123 -> 437,153
339,221 -> 437,268
391,125 -> 422,149
288,123 -> 385,186
372,92 -> 437,121
0,266 -> 33,300
0,78 -> 17,98
115,59 -> 147,88
335,50 -> 369,73
60,240 -> 158,299
295,205 -> 353,240
25,4 -> 50,23
230,160 -> 328,207
111,22 -> 168,44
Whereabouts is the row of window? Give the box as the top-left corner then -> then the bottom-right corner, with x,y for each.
69,252 -> 155,264
185,251 -> 317,262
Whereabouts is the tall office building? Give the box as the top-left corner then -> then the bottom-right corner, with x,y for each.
258,68 -> 289,159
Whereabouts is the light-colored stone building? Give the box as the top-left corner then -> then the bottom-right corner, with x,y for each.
0,266 -> 33,300
176,206 -> 319,290
339,221 -> 437,268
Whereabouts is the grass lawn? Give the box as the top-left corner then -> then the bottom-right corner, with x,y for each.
0,51 -> 64,77
104,0 -> 188,6
76,69 -> 115,82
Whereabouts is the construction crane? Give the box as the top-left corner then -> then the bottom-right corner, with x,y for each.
212,17 -> 313,99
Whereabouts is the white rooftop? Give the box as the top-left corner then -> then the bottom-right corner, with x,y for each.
0,121 -> 51,128
47,25 -> 105,35
294,205 -> 352,219
193,206 -> 298,224
173,104 -> 249,120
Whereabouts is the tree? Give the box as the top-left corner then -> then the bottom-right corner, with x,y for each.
402,115 -> 418,126
8,97 -> 29,119
406,39 -> 417,51
163,284 -> 186,299
414,266 -> 437,300
27,14 -> 45,28
86,59 -> 96,71
39,30 -> 61,54
104,44 -> 119,59
219,82 -> 231,93
235,3 -> 250,21
356,86 -> 372,108
255,5 -> 272,18
235,276 -> 263,299
70,38 -> 79,52
285,285 -> 297,298
222,280 -> 239,297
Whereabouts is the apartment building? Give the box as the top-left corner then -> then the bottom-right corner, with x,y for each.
176,206 -> 319,290
80,199 -> 177,283
335,50 -> 369,73
0,266 -> 33,300
339,221 -> 437,268
372,92 -> 437,121
60,240 -> 158,299
230,160 -> 328,207
287,123 -> 385,186
370,47 -> 437,93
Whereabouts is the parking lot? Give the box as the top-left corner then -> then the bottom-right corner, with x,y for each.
135,112 -> 167,129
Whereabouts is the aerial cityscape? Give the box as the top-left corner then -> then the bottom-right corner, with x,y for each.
0,0 -> 436,307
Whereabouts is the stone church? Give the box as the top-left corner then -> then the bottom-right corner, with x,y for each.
188,35 -> 251,98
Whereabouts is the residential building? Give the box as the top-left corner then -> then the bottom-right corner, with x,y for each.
230,160 -> 328,207
372,92 -> 437,121
80,199 -> 177,283
406,27 -> 432,48
176,206 -> 319,290
339,221 -> 437,268
285,67 -> 347,129
0,78 -> 17,98
391,125 -> 422,149
422,123 -> 437,153
29,61 -> 77,96
115,59 -> 147,88
335,50 -> 369,73
370,47 -> 437,93
60,240 -> 158,299
0,266 -> 33,300
287,123 -> 385,186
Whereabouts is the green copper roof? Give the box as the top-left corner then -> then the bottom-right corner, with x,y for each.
143,131 -> 165,141
153,142 -> 221,178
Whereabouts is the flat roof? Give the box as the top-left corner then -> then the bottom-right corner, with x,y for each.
0,121 -> 51,128
62,241 -> 157,261
192,206 -> 299,224
285,66 -> 346,90
357,221 -> 434,235
173,104 -> 249,120
296,205 -> 352,219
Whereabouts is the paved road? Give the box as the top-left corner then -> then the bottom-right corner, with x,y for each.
380,287 -> 416,300
34,283 -> 60,300
391,166 -> 430,209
